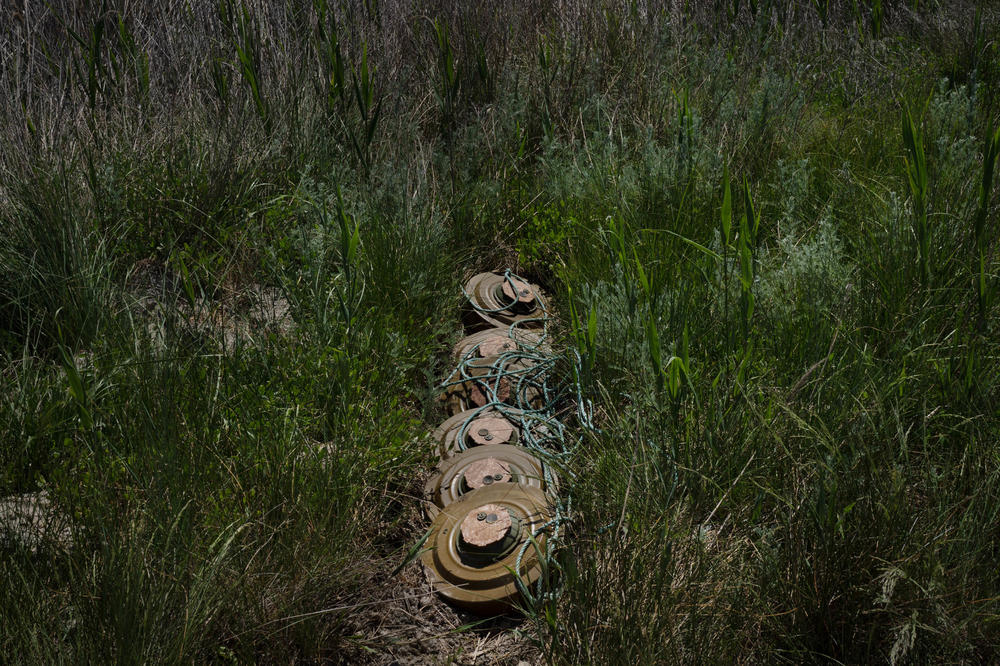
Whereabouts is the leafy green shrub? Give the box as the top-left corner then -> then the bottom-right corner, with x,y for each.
517,203 -> 578,270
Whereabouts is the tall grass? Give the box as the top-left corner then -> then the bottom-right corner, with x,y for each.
2,0 -> 1000,663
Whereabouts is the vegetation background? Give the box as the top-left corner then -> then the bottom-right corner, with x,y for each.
2,0 -> 999,662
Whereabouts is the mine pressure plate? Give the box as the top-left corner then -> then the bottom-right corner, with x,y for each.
423,444 -> 551,519
431,408 -> 521,462
420,484 -> 554,614
463,272 -> 548,330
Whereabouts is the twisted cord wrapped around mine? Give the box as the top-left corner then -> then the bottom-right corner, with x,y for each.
423,444 -> 554,519
452,327 -> 550,362
439,352 -> 548,415
420,269 -> 595,612
462,272 -> 549,331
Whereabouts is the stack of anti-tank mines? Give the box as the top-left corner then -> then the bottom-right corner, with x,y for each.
420,271 -> 570,615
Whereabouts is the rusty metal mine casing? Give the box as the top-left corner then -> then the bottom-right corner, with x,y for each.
423,444 -> 552,520
420,484 -> 554,614
442,354 -> 542,415
452,327 -> 548,361
431,408 -> 522,463
462,272 -> 548,331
